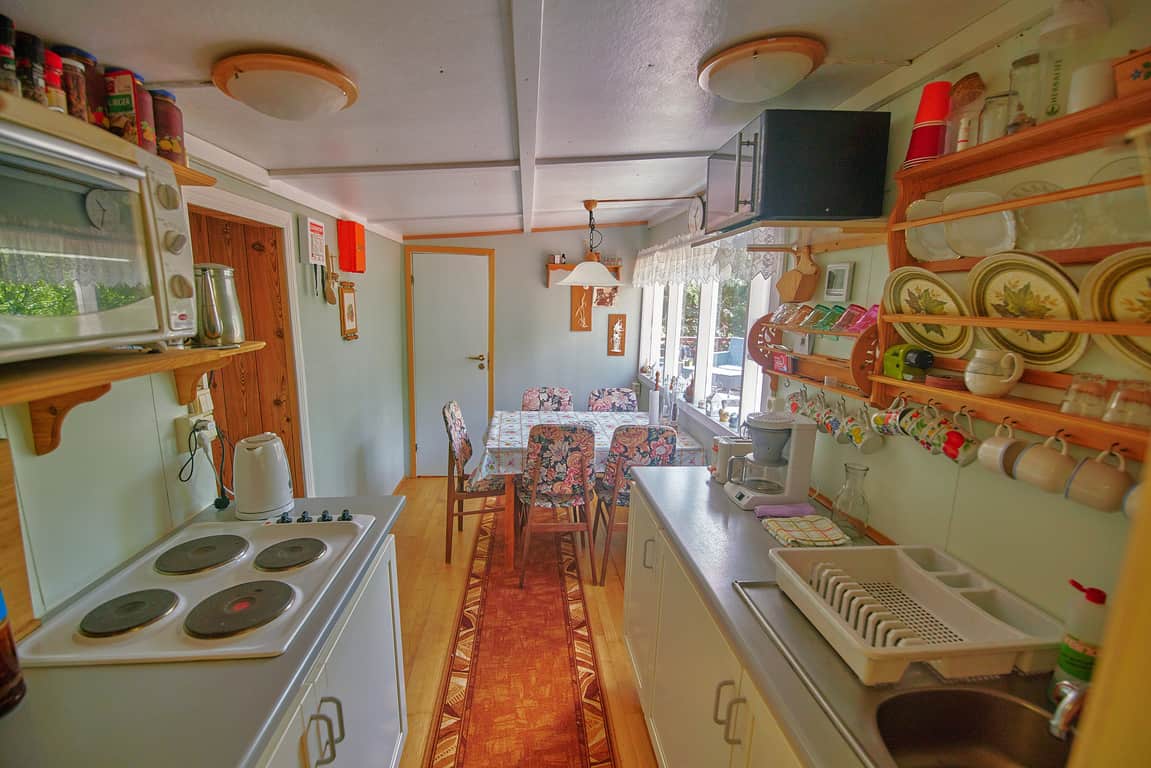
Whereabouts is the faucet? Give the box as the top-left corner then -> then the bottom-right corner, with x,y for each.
1049,680 -> 1088,741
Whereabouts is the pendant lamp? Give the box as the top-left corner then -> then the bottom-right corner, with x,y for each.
558,201 -> 623,287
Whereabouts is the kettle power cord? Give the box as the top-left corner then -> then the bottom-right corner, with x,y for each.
178,419 -> 233,510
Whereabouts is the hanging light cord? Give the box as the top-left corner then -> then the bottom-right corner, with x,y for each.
588,207 -> 604,252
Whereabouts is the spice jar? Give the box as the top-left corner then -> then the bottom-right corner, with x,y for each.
1007,53 -> 1041,134
0,588 -> 26,718
150,89 -> 186,165
53,45 -> 105,129
0,15 -> 18,96
978,91 -> 1012,145
14,31 -> 45,105
133,74 -> 156,153
105,68 -> 156,152
58,54 -> 88,121
43,49 -> 66,113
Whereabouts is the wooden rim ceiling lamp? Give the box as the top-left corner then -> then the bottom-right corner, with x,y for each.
698,36 -> 827,103
212,53 -> 358,120
557,201 -> 623,287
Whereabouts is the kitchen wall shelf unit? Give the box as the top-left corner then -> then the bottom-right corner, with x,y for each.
772,371 -> 869,402
878,90 -> 1151,462
546,263 -> 621,287
749,314 -> 878,398
0,342 -> 264,455
170,162 -> 217,187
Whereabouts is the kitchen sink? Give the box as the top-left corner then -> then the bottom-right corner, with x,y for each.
876,688 -> 1071,768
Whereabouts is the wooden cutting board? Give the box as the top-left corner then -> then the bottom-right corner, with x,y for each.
776,246 -> 821,303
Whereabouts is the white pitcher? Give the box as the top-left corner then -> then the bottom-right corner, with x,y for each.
964,349 -> 1024,397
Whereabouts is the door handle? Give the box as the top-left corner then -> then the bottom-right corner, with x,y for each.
712,679 -> 736,725
722,697 -> 747,745
641,538 -> 654,569
478,363 -> 486,370
320,696 -> 346,743
467,354 -> 486,361
308,713 -> 337,766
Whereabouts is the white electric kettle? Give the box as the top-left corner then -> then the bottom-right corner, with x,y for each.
233,432 -> 294,520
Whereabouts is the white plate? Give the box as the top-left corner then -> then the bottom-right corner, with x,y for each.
1006,181 -> 1083,251
1089,157 -> 1151,242
905,199 -> 959,261
943,190 -> 1016,258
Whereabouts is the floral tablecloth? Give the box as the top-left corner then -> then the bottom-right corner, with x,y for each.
477,410 -> 705,479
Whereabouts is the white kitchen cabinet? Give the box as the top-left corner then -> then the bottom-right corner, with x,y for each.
728,670 -> 803,768
258,535 -> 406,768
623,488 -> 664,711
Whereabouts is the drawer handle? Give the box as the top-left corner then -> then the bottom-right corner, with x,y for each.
723,698 -> 747,745
320,696 -> 346,743
641,538 -> 655,569
712,679 -> 736,725
308,713 -> 337,766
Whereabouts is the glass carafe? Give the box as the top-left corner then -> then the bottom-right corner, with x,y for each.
832,463 -> 870,541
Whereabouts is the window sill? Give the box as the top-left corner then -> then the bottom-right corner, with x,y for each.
676,398 -> 740,439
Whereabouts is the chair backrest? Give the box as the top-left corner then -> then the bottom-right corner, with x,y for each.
523,423 -> 596,498
601,425 -> 678,505
587,387 -> 638,412
521,386 -> 574,412
441,400 -> 473,477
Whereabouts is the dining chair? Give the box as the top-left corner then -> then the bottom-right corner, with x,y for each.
441,401 -> 506,564
592,425 -> 677,587
521,386 -> 574,412
587,387 -> 638,412
517,423 -> 597,587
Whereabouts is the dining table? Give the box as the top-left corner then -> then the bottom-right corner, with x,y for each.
476,410 -> 706,562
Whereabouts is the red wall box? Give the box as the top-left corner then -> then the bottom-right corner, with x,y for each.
337,220 -> 366,273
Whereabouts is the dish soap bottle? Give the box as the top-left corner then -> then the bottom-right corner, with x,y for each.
1050,578 -> 1107,699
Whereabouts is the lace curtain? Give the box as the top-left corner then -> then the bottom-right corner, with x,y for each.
634,228 -> 785,286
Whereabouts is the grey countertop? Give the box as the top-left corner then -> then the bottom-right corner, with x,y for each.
0,496 -> 404,768
631,466 -> 1055,768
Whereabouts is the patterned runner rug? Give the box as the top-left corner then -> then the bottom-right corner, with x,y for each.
424,512 -> 616,768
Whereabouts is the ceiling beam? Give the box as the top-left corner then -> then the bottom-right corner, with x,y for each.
510,0 -> 544,232
266,159 -> 519,178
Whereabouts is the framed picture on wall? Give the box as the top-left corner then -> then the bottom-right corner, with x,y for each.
339,281 -> 358,340
593,286 -> 618,307
570,286 -> 592,331
607,313 -> 626,356
824,263 -> 854,302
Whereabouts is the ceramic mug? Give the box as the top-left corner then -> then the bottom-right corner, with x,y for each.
787,391 -> 806,416
1065,448 -> 1133,512
917,411 -> 956,453
871,397 -> 908,436
822,402 -> 846,436
925,410 -> 978,465
1123,482 -> 1142,520
899,404 -> 939,440
836,410 -> 862,445
977,423 -> 1028,477
856,426 -> 885,455
1013,435 -> 1077,494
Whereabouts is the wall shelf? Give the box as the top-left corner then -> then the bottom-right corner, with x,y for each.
546,263 -> 621,287
170,161 -> 217,187
882,313 -> 1151,336
914,241 -> 1151,273
750,315 -> 879,397
774,372 -> 869,401
0,342 -> 264,455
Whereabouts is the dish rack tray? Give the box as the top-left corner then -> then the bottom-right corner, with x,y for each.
769,545 -> 1062,685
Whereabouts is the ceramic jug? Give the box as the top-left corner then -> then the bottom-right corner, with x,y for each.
964,349 -> 1023,397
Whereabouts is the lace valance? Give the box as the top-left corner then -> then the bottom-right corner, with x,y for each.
634,228 -> 785,286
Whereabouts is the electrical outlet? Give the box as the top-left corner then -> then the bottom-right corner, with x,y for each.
189,389 -> 214,415
174,414 -> 216,454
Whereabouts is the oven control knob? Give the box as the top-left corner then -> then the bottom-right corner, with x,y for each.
277,511 -> 292,524
163,230 -> 188,254
339,509 -> 353,522
156,183 -> 181,211
320,510 -> 333,522
169,274 -> 194,299
297,511 -> 312,523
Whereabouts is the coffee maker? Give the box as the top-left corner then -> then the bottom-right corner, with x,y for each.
724,412 -> 817,510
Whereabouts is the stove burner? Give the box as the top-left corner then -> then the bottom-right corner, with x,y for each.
184,581 -> 294,639
79,589 -> 179,638
155,534 -> 249,575
255,538 -> 327,572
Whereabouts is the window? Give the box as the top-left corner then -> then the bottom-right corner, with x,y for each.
678,284 -> 700,385
656,285 -> 670,373
707,276 -> 750,423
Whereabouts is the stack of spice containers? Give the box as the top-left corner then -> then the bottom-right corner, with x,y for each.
903,80 -> 951,169
0,15 -> 18,95
104,67 -> 156,153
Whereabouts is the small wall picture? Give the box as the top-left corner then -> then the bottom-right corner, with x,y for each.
824,263 -> 854,302
570,286 -> 592,332
607,313 -> 626,356
593,286 -> 618,307
339,281 -> 358,340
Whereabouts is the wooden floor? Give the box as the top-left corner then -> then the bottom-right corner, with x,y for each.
393,476 -> 658,768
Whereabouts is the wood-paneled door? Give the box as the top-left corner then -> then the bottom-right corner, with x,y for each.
189,206 -> 306,496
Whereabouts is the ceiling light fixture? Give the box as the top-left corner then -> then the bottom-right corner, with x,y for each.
698,36 -> 827,103
212,53 -> 358,121
558,201 -> 623,287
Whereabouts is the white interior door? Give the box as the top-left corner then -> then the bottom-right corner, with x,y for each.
412,250 -> 491,476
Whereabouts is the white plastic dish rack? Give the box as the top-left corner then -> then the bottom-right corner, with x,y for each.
769,545 -> 1063,685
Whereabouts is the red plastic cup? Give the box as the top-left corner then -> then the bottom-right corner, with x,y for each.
913,81 -> 952,124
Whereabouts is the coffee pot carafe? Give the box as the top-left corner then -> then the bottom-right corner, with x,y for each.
194,263 -> 245,347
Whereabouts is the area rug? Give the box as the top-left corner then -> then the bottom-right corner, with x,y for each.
424,512 -> 616,768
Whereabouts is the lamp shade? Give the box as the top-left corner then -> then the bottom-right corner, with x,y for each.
698,36 -> 826,103
557,260 -> 622,287
213,53 -> 358,121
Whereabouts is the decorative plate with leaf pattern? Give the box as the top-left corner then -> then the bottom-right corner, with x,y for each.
882,267 -> 973,357
1079,246 -> 1151,373
967,251 -> 1087,371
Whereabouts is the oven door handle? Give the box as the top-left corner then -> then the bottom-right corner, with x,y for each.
0,122 -> 146,179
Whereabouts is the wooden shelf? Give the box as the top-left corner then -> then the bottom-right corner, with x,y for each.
546,263 -> 621,287
0,342 -> 264,455
870,375 -> 1148,461
913,241 -> 1151,273
170,161 -> 217,187
882,313 -> 1151,336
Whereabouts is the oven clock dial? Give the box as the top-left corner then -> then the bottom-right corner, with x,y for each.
85,190 -> 121,230
688,196 -> 705,233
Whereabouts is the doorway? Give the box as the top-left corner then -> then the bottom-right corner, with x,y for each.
188,205 -> 307,495
405,246 -> 494,476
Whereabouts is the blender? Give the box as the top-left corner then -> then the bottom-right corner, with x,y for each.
724,412 -> 817,510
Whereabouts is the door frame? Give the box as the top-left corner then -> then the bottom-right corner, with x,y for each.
404,245 -> 495,477
183,185 -> 316,494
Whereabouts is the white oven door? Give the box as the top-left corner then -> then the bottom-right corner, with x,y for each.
0,127 -> 162,360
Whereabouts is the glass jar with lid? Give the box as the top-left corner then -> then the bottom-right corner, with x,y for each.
1007,53 -> 1041,134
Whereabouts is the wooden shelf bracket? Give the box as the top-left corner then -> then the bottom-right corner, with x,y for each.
28,383 -> 112,456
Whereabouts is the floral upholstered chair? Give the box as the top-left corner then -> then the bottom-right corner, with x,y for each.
587,387 -> 638,412
517,423 -> 597,586
592,425 -> 677,586
521,386 -> 574,412
441,401 -> 506,564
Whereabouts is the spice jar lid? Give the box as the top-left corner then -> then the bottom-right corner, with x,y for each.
149,89 -> 176,102
51,44 -> 96,65
15,31 -> 44,58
